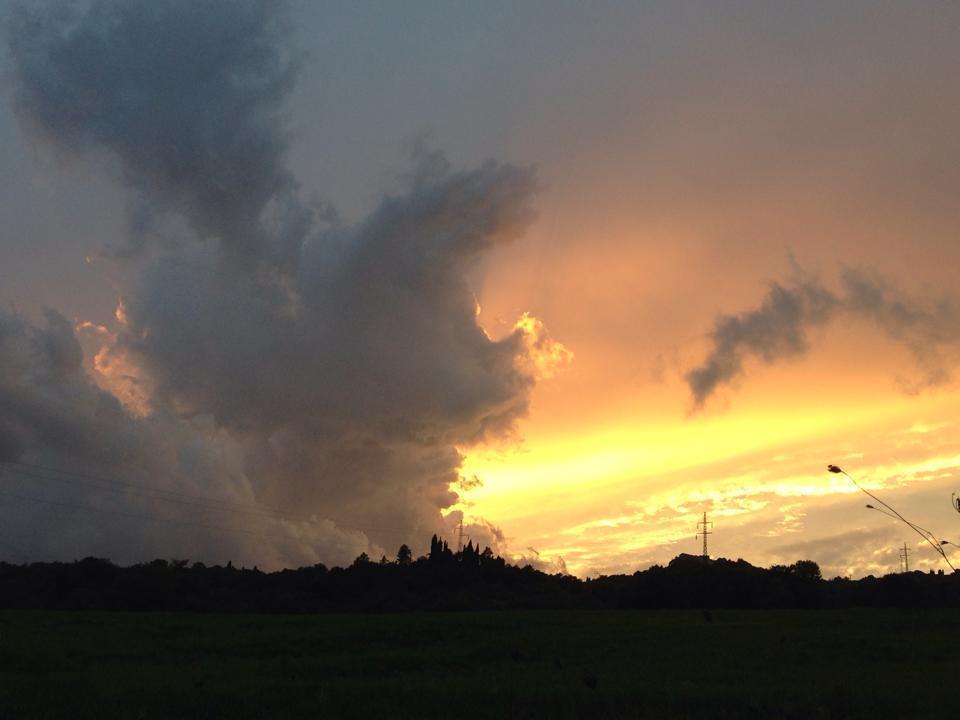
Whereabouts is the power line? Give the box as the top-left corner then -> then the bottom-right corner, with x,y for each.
0,459 -> 299,520
0,459 -> 416,533
1,462 -> 307,525
0,527 -> 28,559
0,488 -> 286,542
0,488 -> 452,569
0,459 -> 458,555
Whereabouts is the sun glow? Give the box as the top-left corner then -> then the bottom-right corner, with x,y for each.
455,386 -> 960,575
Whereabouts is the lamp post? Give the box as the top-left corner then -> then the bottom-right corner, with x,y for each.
864,503 -> 939,541
829,464 -> 955,572
863,504 -> 957,571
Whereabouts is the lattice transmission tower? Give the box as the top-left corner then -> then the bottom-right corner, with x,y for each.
696,512 -> 713,558
899,542 -> 911,573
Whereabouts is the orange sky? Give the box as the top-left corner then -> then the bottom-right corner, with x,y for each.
457,351 -> 960,576
450,143 -> 960,577
3,2 -> 960,576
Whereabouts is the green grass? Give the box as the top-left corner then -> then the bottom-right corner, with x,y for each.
1,609 -> 957,719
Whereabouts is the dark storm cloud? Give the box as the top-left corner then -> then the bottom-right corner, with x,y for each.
2,0 -> 562,565
0,307 -> 372,566
6,0 -> 307,264
136,158 -> 538,446
687,267 -> 960,407
0,309 -> 94,465
686,274 -> 838,406
109,155 -> 546,547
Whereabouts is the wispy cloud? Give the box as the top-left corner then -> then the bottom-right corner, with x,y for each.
687,266 -> 960,408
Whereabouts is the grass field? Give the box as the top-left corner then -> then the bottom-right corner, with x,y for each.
1,608 -> 957,719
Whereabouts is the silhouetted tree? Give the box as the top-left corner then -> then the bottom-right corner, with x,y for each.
790,560 -> 822,582
772,560 -> 822,582
2,540 -> 958,614
462,541 -> 479,566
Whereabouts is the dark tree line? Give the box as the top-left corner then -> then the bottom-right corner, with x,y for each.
1,539 -> 958,613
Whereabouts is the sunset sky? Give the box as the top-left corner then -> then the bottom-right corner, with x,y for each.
1,0 -> 959,578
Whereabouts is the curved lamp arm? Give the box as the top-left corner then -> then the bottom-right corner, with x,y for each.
829,464 -> 955,572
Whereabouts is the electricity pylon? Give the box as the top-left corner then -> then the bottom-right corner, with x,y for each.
696,512 -> 713,558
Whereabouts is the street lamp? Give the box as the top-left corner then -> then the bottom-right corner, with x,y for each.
865,504 -> 938,540
829,464 -> 955,572
864,504 -> 958,567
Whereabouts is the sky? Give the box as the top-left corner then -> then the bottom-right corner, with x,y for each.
1,0 -> 959,578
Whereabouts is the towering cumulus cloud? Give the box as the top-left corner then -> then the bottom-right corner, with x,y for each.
687,268 -> 960,408
7,0 -> 305,263
2,0 -> 566,565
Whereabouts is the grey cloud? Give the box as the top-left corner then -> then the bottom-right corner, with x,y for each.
687,267 -> 960,407
111,154 -> 545,554
770,526 -> 900,578
2,0 -> 562,565
6,0 -> 306,265
0,308 -> 371,567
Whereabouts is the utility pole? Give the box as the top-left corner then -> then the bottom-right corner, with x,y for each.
696,512 -> 713,558
899,542 -> 911,573
456,517 -> 465,554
